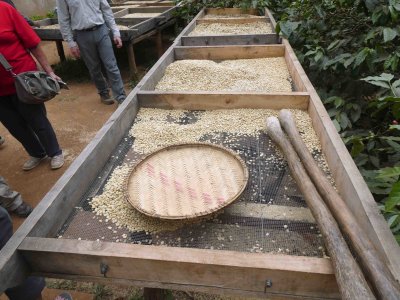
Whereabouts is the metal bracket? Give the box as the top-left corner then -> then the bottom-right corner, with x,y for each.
264,279 -> 273,293
100,263 -> 109,278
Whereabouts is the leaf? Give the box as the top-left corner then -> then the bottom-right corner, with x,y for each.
370,155 -> 380,168
344,56 -> 356,68
388,214 -> 400,227
361,74 -> 392,89
332,119 -> 341,132
386,139 -> 400,150
377,167 -> 400,179
340,112 -> 351,129
386,181 -> 400,210
334,97 -> 344,108
314,51 -> 324,62
383,27 -> 398,42
351,138 -> 364,157
380,73 -> 396,81
354,48 -> 370,68
390,125 -> 400,130
279,21 -> 301,38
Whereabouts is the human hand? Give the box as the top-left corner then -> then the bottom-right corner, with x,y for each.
48,72 -> 62,82
114,36 -> 123,48
70,46 -> 80,58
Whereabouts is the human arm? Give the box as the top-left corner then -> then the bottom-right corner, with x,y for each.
100,0 -> 122,48
56,0 -> 80,56
30,44 -> 61,81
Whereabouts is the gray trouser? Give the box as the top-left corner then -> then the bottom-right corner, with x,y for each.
75,24 -> 126,100
0,176 -> 22,212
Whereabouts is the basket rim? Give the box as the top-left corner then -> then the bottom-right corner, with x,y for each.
124,142 -> 249,220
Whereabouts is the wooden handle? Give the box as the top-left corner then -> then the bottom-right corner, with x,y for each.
278,109 -> 400,299
265,117 -> 375,300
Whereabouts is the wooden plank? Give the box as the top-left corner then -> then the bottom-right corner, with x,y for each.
0,92 -> 140,293
197,17 -> 269,24
139,45 -> 176,90
283,46 -> 307,92
28,273 -> 334,300
19,237 -> 339,299
174,45 -> 286,60
181,34 -> 280,46
113,7 -> 129,18
225,203 -> 315,223
204,8 -> 259,16
137,92 -> 309,110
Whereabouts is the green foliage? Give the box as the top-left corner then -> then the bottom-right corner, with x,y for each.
30,10 -> 56,21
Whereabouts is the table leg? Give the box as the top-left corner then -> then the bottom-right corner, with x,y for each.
56,40 -> 66,62
126,41 -> 138,77
156,30 -> 163,58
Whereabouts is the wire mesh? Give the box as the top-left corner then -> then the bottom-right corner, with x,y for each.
56,110 -> 326,257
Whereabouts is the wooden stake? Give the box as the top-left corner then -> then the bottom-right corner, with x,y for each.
265,117 -> 375,300
278,109 -> 400,299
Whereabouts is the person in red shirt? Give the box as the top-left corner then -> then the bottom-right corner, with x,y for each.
0,1 -> 64,170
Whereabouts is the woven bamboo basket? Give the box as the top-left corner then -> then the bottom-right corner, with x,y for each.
125,143 -> 249,219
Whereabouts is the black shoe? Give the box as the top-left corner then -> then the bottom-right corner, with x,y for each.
100,93 -> 114,105
12,202 -> 33,218
116,96 -> 126,104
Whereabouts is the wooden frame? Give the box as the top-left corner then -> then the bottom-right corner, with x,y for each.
137,44 -> 309,110
1,6 -> 399,300
33,5 -> 177,76
114,6 -> 175,26
180,8 -> 280,46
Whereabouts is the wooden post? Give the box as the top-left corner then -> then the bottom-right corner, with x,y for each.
266,117 -> 375,300
55,40 -> 66,62
156,30 -> 163,58
127,41 -> 138,78
278,109 -> 400,299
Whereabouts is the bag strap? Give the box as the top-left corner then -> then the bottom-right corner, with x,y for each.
0,53 -> 16,77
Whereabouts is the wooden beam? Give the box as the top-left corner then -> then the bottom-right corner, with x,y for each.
139,44 -> 175,90
181,34 -> 280,46
225,203 -> 315,223
137,91 -> 309,110
19,237 -> 339,299
204,8 -> 259,16
197,17 -> 269,24
174,45 -> 286,60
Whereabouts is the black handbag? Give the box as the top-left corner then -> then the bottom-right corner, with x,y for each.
0,53 -> 62,104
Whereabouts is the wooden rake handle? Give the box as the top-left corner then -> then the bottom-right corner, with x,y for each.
278,109 -> 400,299
265,117 -> 375,300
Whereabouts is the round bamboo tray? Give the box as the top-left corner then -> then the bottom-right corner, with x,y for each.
125,143 -> 248,219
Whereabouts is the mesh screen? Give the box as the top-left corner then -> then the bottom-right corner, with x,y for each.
56,110 -> 326,257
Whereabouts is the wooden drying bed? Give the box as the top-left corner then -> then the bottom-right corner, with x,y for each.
34,5 -> 177,76
181,8 -> 280,46
0,8 -> 399,300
